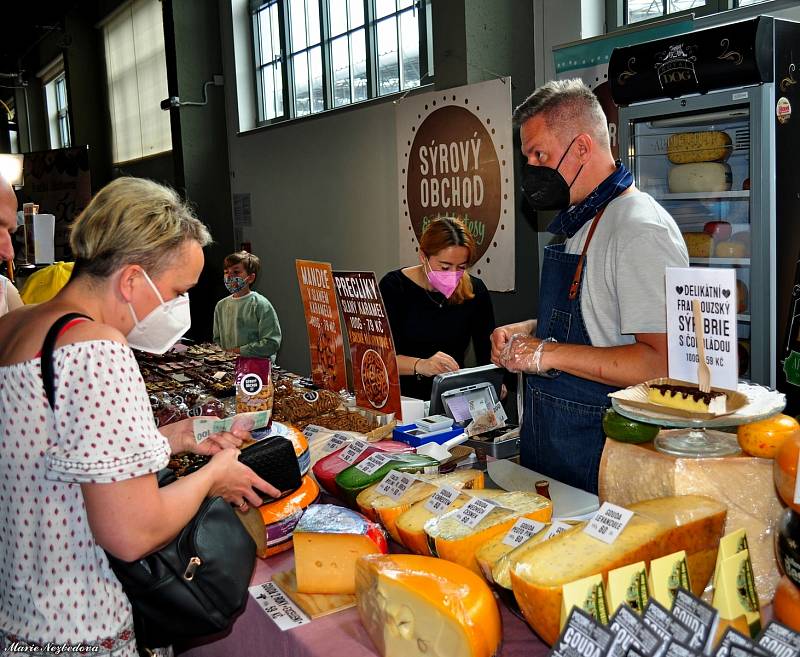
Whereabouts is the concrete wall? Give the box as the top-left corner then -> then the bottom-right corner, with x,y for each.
220,0 -> 540,375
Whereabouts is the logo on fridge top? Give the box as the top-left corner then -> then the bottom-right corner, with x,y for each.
654,43 -> 699,89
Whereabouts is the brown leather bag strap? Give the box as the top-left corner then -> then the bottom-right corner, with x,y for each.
568,208 -> 605,301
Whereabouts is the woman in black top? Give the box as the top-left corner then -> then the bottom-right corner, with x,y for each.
380,217 -> 496,400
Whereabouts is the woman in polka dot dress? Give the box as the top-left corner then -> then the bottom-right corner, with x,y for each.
0,178 -> 280,655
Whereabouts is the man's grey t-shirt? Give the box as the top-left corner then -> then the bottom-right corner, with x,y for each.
563,189 -> 689,347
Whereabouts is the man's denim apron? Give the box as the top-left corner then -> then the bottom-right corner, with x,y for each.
520,241 -> 619,494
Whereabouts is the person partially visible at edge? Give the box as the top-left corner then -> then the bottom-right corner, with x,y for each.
491,79 -> 688,494
0,177 -> 280,654
0,176 -> 22,317
213,250 -> 282,361
380,216 -> 496,401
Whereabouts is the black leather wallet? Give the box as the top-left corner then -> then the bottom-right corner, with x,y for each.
238,437 -> 302,502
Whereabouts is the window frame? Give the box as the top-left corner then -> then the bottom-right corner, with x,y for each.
606,0 -> 785,31
251,0 -> 431,127
40,57 -> 73,150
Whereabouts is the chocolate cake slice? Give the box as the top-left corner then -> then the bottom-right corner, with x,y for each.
647,383 -> 727,414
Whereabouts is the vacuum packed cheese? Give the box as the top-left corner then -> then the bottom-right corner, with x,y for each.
667,131 -> 732,164
509,495 -> 726,645
336,453 -> 438,508
669,162 -> 732,193
293,504 -> 388,594
356,554 -> 502,657
423,490 -> 552,574
257,474 -> 320,557
356,469 -> 485,542
395,488 -> 511,555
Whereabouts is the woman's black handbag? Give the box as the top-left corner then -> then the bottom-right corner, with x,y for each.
41,314 -> 256,651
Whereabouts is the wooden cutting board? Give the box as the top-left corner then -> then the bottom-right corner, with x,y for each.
272,569 -> 356,619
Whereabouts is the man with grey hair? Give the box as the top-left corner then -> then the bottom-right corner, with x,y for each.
491,79 -> 688,493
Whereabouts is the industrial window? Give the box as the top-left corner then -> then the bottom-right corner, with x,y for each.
616,0 -> 774,27
101,0 -> 172,163
252,0 -> 431,124
41,58 -> 71,149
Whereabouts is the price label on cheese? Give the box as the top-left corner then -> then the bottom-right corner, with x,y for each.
502,517 -> 546,547
302,424 -> 325,439
249,581 -> 310,631
454,497 -> 495,529
339,440 -> 370,465
424,485 -> 460,515
584,502 -> 634,545
376,471 -> 417,501
323,432 -> 351,453
544,520 -> 573,541
355,452 -> 390,474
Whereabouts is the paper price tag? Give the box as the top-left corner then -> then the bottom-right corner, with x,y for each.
424,485 -> 460,515
454,497 -> 495,529
376,471 -> 417,501
323,432 -> 351,453
544,521 -> 573,541
339,440 -> 370,465
249,581 -> 310,631
584,502 -> 634,545
302,424 -> 325,439
502,517 -> 546,547
355,452 -> 390,474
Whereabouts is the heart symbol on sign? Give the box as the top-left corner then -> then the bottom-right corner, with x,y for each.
676,286 -> 684,295
722,289 -> 731,298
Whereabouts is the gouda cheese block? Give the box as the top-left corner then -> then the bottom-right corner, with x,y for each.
667,131 -> 732,164
669,162 -> 732,193
293,504 -> 388,595
509,495 -> 727,645
424,491 -> 552,574
356,554 -> 502,657
356,469 -> 485,543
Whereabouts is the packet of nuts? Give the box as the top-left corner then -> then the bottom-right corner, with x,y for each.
235,357 -> 274,428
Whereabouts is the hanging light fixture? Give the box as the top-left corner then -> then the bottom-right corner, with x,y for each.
0,153 -> 23,188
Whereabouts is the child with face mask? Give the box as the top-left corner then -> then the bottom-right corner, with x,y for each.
379,217 -> 496,400
213,251 -> 282,360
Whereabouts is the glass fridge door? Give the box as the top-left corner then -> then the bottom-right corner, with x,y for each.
625,99 -> 758,382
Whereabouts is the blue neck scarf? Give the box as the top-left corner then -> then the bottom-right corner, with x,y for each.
546,161 -> 634,238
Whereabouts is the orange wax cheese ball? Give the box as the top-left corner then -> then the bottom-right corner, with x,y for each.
775,429 -> 800,511
774,575 -> 800,633
738,413 -> 800,458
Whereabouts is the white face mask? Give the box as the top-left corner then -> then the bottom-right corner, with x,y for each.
126,270 -> 191,355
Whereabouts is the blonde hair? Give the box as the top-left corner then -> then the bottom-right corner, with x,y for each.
420,217 -> 476,305
70,177 -> 212,278
224,251 -> 261,280
512,78 -> 610,151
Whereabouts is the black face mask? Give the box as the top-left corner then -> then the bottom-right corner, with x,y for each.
520,135 -> 584,211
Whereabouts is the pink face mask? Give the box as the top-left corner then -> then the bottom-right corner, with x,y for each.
425,260 -> 465,299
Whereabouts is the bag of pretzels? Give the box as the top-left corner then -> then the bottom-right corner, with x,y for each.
235,357 -> 275,427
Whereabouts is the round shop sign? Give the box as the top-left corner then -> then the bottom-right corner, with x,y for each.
240,373 -> 263,396
777,97 -> 792,124
406,105 -> 501,262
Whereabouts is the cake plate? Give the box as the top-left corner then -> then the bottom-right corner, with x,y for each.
611,382 -> 786,458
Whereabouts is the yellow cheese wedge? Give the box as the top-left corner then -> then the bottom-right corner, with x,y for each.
356,554 -> 502,657
293,504 -> 388,595
394,488 -> 510,555
509,495 -> 726,646
424,491 -> 553,574
356,469 -> 485,543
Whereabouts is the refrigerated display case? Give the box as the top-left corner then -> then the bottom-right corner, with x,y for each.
609,16 -> 800,411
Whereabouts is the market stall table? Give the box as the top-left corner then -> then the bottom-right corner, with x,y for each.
177,547 -> 549,657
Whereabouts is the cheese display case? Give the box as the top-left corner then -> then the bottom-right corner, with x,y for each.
610,16 -> 800,408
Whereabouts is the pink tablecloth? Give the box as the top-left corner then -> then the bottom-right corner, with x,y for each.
177,549 -> 549,657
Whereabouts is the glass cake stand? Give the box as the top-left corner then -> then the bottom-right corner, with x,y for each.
611,382 -> 786,458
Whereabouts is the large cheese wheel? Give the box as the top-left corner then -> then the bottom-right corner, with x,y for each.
257,475 -> 320,557
293,504 -> 388,594
509,495 -> 727,645
356,554 -> 502,657
683,232 -> 714,258
738,414 -> 800,459
667,131 -> 732,164
395,489 -> 510,555
423,491 -> 552,574
774,430 -> 800,512
669,162 -> 732,193
774,575 -> 800,633
356,469 -> 485,542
